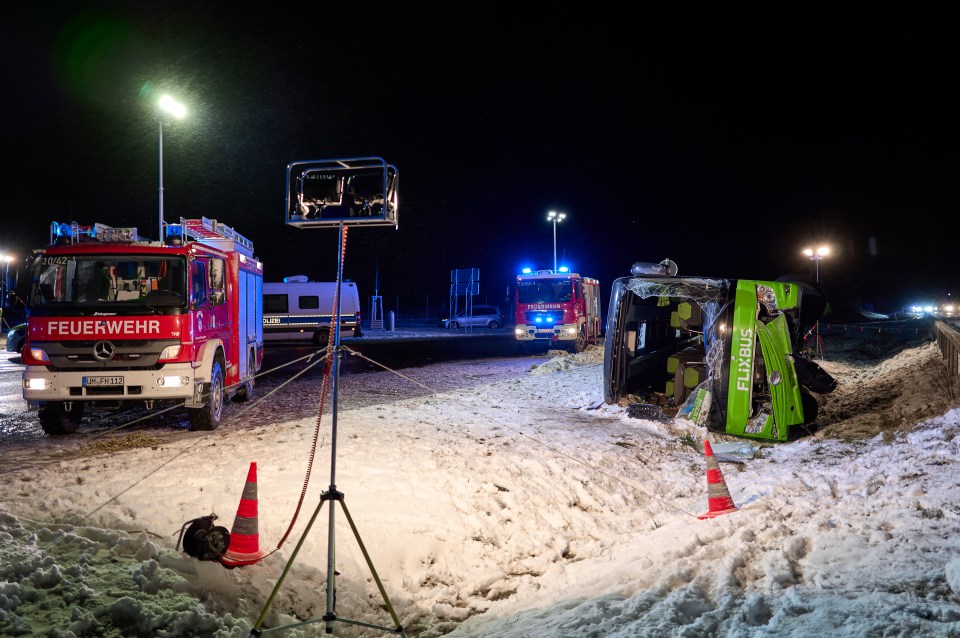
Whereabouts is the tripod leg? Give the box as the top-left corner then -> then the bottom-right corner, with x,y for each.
249,500 -> 327,635
340,500 -> 407,635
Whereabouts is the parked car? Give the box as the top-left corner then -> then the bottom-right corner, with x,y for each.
5,322 -> 26,354
440,305 -> 505,329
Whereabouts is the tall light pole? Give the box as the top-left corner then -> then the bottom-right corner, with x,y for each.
157,94 -> 187,241
0,254 -> 11,327
802,245 -> 830,358
547,210 -> 566,271
802,245 -> 830,283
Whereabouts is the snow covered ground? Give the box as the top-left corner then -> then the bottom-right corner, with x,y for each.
2,323 -> 960,637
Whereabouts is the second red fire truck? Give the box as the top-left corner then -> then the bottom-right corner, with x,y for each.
21,218 -> 263,434
514,268 -> 601,353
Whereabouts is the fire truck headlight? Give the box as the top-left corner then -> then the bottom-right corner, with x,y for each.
158,376 -> 190,387
564,327 -> 577,335
158,345 -> 182,360
25,378 -> 53,390
514,328 -> 523,335
28,348 -> 50,363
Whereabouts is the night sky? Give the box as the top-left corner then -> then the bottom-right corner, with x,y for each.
3,3 -> 959,319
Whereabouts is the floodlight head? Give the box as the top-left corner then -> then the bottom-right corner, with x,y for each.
803,245 -> 830,260
285,157 -> 398,229
158,95 -> 187,120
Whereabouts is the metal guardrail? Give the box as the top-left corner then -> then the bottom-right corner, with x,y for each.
934,320 -> 960,400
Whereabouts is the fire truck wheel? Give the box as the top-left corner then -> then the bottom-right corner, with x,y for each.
233,352 -> 256,403
569,327 -> 587,353
190,360 -> 225,431
313,328 -> 330,346
39,401 -> 85,435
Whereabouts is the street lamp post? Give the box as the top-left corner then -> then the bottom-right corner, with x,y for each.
157,95 -> 187,241
547,210 -> 566,271
802,245 -> 830,358
0,254 -> 12,328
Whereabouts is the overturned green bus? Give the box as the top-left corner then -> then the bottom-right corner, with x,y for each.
603,260 -> 836,442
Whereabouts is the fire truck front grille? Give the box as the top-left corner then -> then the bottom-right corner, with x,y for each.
35,340 -> 180,372
69,386 -> 144,397
524,311 -> 562,327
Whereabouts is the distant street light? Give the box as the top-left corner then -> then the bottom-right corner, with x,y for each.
157,94 -> 187,241
802,245 -> 830,283
802,245 -> 830,358
547,210 -> 566,271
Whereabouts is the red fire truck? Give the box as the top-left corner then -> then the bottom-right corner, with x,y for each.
514,268 -> 602,353
21,218 -> 263,434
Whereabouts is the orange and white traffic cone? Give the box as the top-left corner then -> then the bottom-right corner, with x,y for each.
220,461 -> 268,567
697,440 -> 739,519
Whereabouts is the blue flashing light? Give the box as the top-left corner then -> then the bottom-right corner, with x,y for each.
52,222 -> 73,239
557,266 -> 569,273
521,267 -> 532,274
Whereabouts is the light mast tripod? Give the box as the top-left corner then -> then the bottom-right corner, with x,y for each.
248,222 -> 406,637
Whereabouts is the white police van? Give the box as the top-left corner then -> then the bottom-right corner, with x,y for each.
263,275 -> 362,345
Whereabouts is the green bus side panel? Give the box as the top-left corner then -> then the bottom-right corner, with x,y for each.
725,281 -> 760,437
724,280 -> 803,442
752,314 -> 804,441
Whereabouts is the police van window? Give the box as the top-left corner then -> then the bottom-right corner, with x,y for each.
264,294 -> 288,313
192,261 -> 207,307
299,295 -> 320,310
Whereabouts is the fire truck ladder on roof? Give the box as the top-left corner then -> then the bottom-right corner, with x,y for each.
179,217 -> 254,252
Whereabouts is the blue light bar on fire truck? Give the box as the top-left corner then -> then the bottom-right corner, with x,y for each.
50,221 -> 139,244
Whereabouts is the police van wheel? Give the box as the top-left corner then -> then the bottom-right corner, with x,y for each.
39,401 -> 85,435
190,360 -> 225,431
313,329 -> 330,346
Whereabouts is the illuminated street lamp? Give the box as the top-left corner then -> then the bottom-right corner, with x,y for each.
802,245 -> 830,283
547,210 -> 566,271
157,94 -> 187,241
802,245 -> 830,358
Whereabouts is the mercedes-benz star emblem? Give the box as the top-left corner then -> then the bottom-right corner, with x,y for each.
93,340 -> 115,361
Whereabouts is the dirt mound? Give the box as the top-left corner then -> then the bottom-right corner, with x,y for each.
802,321 -> 952,441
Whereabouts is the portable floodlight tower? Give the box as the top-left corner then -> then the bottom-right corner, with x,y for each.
251,157 -> 404,638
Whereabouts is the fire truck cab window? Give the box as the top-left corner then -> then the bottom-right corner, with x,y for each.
192,261 -> 207,307
208,258 -> 226,306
